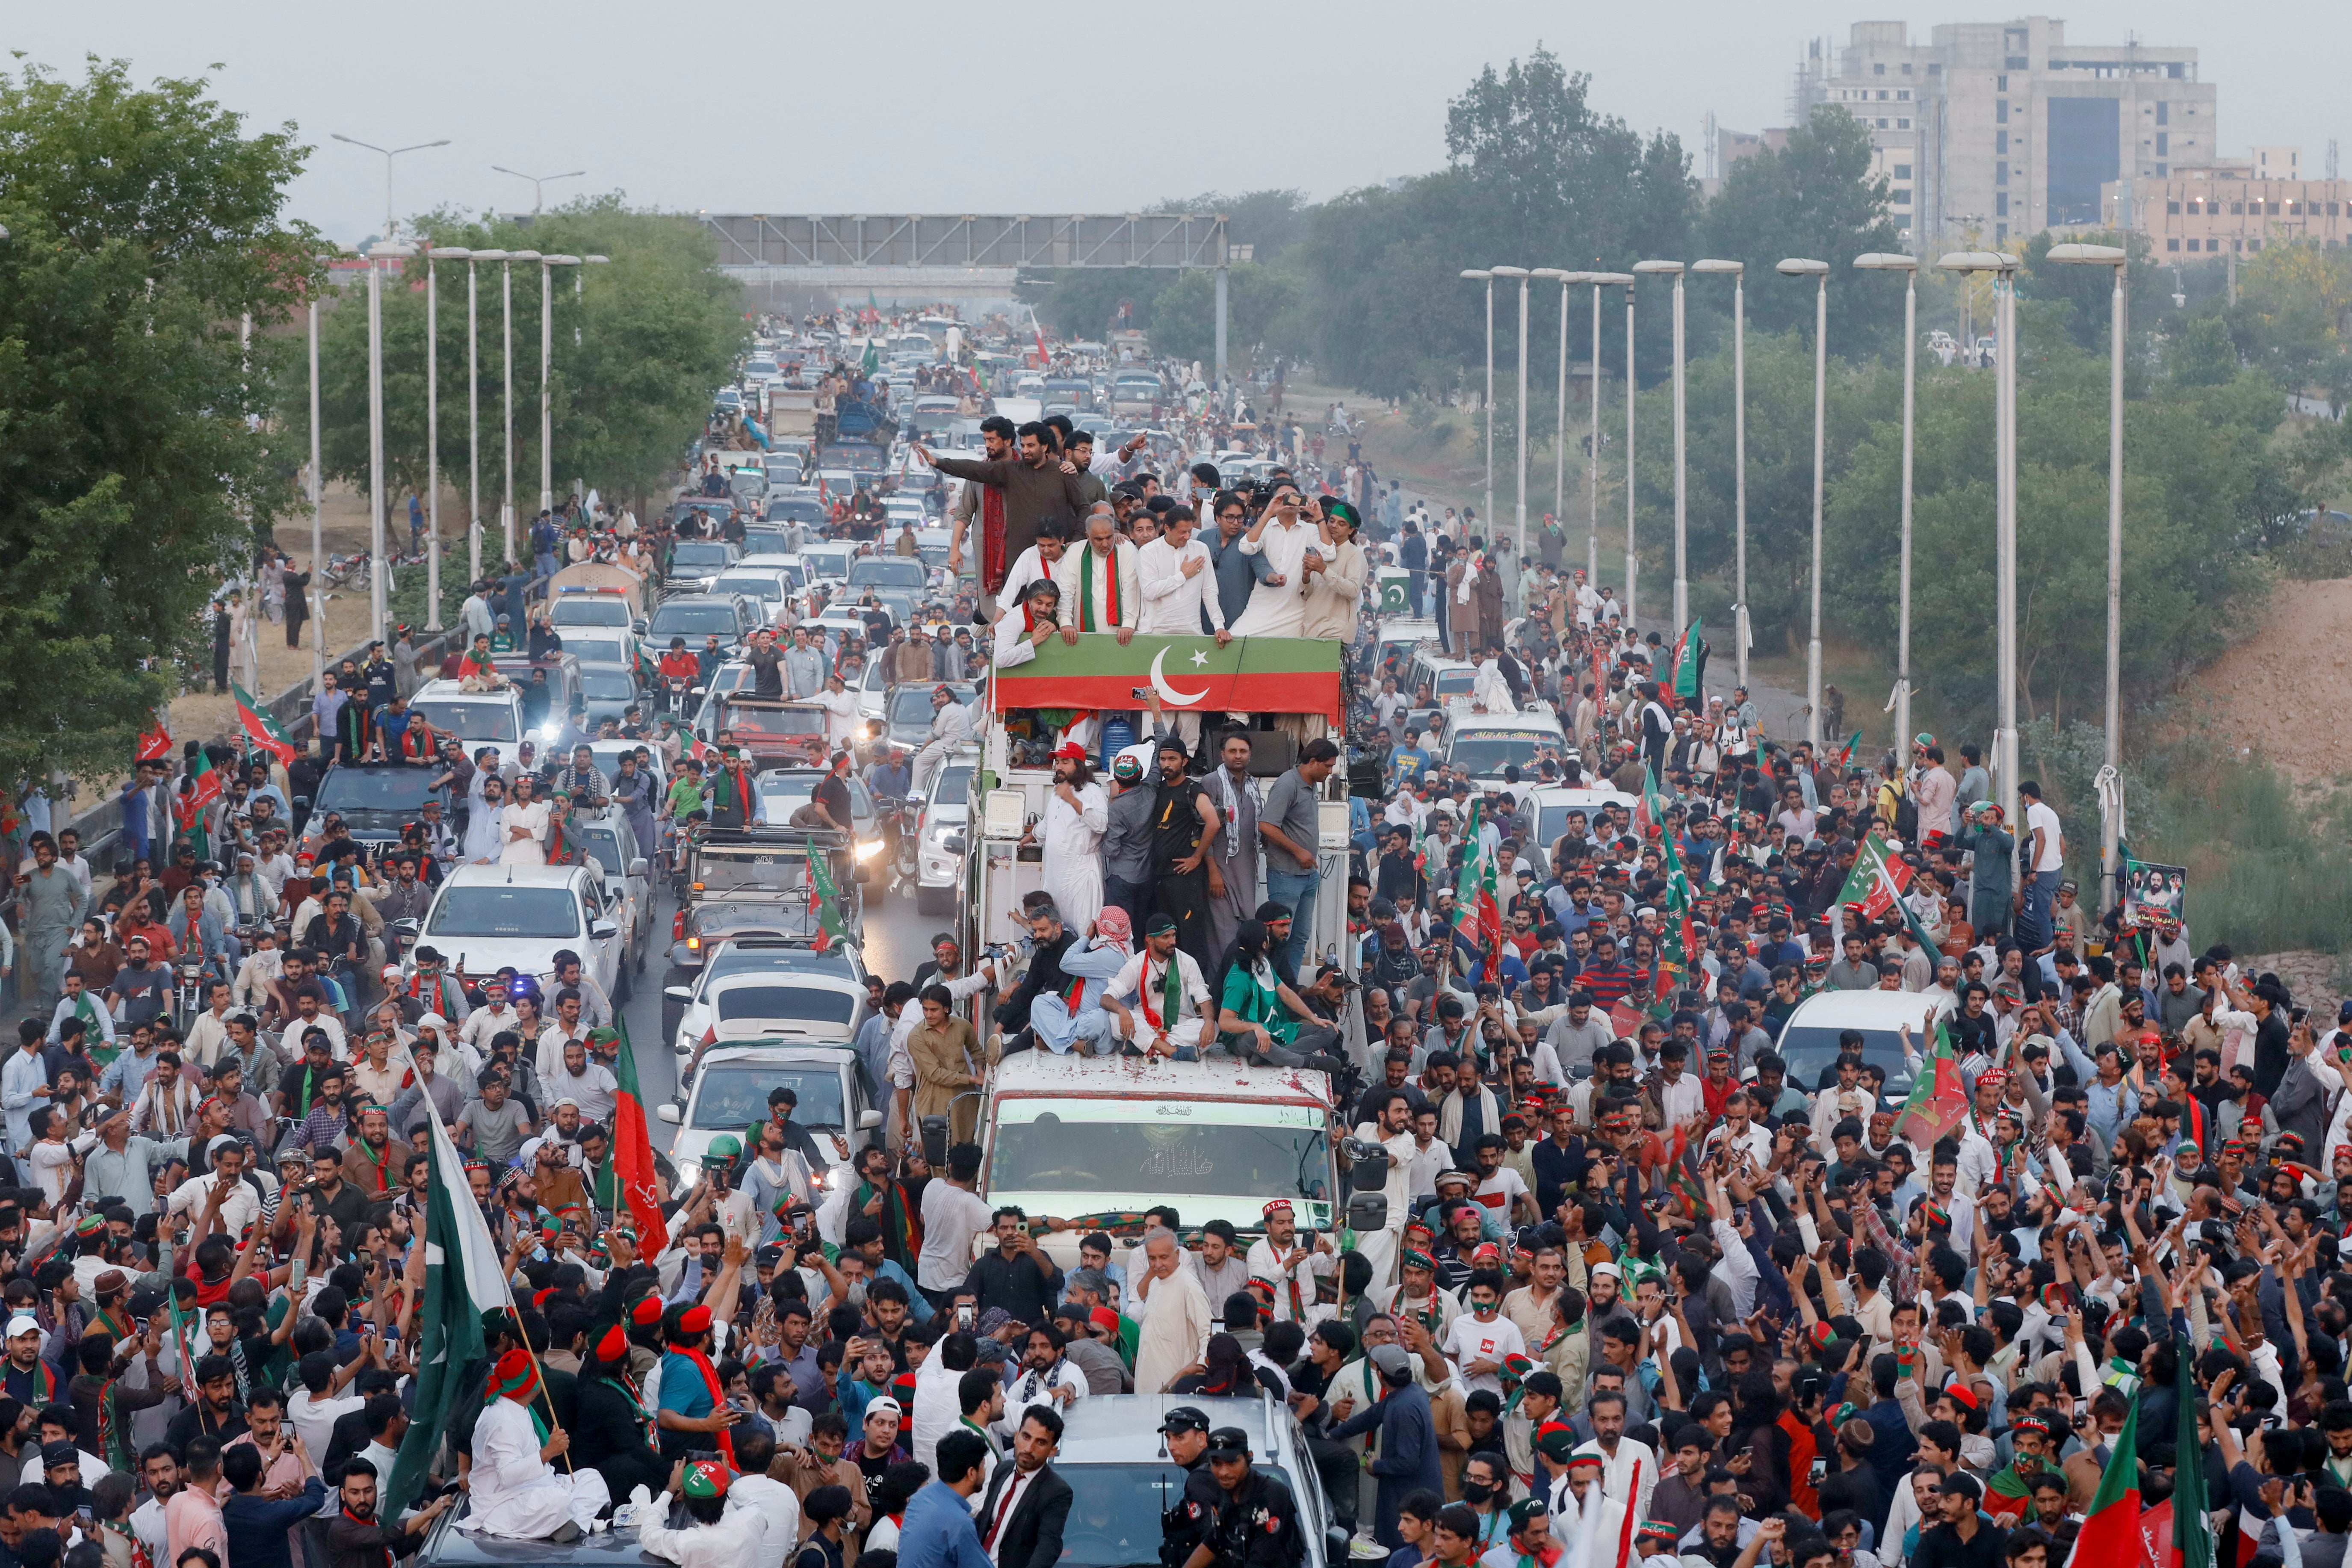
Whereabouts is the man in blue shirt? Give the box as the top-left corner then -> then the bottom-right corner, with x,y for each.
898,1428 -> 995,1568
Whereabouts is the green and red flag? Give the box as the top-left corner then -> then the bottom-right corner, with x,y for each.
1827,729 -> 1863,771
603,1017 -> 671,1258
177,752 -> 222,859
1632,760 -> 1669,844
231,684 -> 297,770
544,810 -> 580,867
1835,830 -> 1915,922
806,845 -> 849,953
2064,1392 -> 2141,1568
1668,619 -> 1702,707
1449,801 -> 1501,983
990,633 -> 1344,724
1895,1018 -> 1970,1149
134,719 -> 173,765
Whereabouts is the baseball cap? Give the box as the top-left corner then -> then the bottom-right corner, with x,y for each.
1158,1406 -> 1212,1435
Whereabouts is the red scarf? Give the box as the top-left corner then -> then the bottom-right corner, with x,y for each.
981,487 -> 1009,594
673,1344 -> 737,1466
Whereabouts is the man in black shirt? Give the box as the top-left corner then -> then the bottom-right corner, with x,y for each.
1146,738 -> 1219,974
965,1209 -> 1063,1329
1912,1473 -> 2006,1568
745,630 -> 785,700
811,753 -> 855,833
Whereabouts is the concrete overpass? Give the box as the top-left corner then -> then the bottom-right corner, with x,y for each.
697,213 -> 1247,372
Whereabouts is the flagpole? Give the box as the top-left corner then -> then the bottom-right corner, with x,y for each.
503,1302 -> 576,1472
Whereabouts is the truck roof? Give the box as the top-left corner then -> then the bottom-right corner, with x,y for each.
988,1052 -> 1333,1109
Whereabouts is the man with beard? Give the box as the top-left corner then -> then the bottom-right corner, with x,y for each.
1200,731 -> 1262,966
921,422 -> 1089,613
326,1456 -> 456,1568
1037,745 -> 1108,940
463,1347 -> 610,1540
1146,738 -> 1222,974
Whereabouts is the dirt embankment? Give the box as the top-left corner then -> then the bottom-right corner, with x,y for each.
2193,578 -> 2352,785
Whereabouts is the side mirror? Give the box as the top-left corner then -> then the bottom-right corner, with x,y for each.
293,796 -> 312,815
1346,1193 -> 1389,1233
664,986 -> 693,1001
1326,1527 -> 1352,1565
393,918 -> 422,939
590,920 -> 619,941
628,858 -> 650,879
943,834 -> 966,856
656,1103 -> 681,1125
857,1109 -> 883,1130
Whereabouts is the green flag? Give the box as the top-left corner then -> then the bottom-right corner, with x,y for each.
2068,1391 -> 2142,1567
807,845 -> 849,951
384,1094 -> 507,1512
2172,1316 -> 2211,1568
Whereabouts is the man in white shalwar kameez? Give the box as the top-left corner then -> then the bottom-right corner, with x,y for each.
1230,489 -> 1319,639
1135,509 -> 1231,753
1050,509 -> 1141,753
1469,649 -> 1519,715
460,1350 -> 610,1539
1129,1225 -> 1214,1395
1037,743 -> 1108,939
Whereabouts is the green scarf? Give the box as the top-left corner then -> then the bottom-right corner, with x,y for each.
1079,543 -> 1118,630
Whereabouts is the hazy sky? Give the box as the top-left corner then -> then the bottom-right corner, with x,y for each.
17,0 -> 2348,244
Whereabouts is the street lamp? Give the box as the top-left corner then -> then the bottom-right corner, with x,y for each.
1939,249 -> 2021,824
1531,270 -> 1578,558
1692,261 -> 1747,687
366,240 -> 417,644
1489,267 -> 1531,559
1584,274 -> 1634,586
540,254 -> 583,518
490,166 -> 585,216
1853,253 -> 1919,756
464,249 -> 508,580
2048,241 -> 2130,912
1634,260 -> 1687,633
422,246 -> 470,632
1777,258 -> 1831,746
1460,271 -> 1495,545
1596,272 -> 1640,625
330,134 -> 449,240
307,242 -> 354,686
503,250 -> 541,561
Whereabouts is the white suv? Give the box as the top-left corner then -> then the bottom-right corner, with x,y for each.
409,862 -> 624,1003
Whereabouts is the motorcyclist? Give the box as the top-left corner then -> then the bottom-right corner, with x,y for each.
657,638 -> 702,719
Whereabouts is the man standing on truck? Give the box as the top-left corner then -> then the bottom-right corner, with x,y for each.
919,422 -> 1087,619
1147,737 -> 1223,975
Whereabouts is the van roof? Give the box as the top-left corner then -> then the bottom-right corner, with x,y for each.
990,1052 -> 1332,1108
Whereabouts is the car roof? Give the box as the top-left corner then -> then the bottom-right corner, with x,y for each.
1785,989 -> 1956,1029
438,862 -> 591,890
412,679 -> 517,702
709,971 -> 867,1000
1056,1393 -> 1295,1464
990,1052 -> 1332,1107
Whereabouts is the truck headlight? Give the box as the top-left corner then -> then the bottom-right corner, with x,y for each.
855,838 -> 884,861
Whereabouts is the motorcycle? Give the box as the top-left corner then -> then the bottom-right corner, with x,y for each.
663,676 -> 694,722
322,550 -> 371,588
890,793 -> 922,897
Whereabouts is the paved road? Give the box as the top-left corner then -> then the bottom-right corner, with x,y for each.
618,863 -> 937,1156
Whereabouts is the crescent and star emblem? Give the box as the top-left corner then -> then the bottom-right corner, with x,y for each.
1148,647 -> 1212,706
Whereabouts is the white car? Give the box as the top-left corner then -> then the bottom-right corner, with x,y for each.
913,750 -> 977,917
1443,706 -> 1568,788
1519,786 -> 1637,856
1776,988 -> 1958,1104
409,679 -> 527,748
656,1043 -> 882,1197
411,862 -> 624,1004
566,808 -> 654,980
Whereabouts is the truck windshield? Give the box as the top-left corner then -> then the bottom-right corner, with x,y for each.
692,851 -> 814,895
989,1115 -> 1330,1204
411,698 -> 517,743
313,768 -> 447,830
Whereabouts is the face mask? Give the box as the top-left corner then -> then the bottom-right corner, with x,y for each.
1462,1481 -> 1495,1504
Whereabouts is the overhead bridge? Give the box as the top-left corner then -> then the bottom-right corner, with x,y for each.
697,213 -> 1244,372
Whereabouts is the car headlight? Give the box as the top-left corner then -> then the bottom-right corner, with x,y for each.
855,838 -> 884,861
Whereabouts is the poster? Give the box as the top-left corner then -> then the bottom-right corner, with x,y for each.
2122,857 -> 2187,937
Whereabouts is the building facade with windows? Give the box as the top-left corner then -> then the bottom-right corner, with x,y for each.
1790,17 -> 2216,249
2104,157 -> 2352,254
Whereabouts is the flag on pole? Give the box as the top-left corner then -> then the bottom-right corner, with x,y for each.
2064,1395 -> 2140,1568
2169,1319 -> 2211,1568
1894,1019 -> 1969,1149
603,1018 -> 671,1258
806,846 -> 849,952
383,1092 -> 508,1513
231,685 -> 297,769
1827,729 -> 1864,771
1449,801 -> 1501,983
176,752 -> 222,860
1835,830 -> 1915,922
135,720 -> 172,765
1669,620 -> 1702,706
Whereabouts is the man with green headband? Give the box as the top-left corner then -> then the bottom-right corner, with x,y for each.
1300,500 -> 1367,644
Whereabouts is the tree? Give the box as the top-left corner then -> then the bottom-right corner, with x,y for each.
2015,228 -> 2170,351
303,197 -> 745,540
0,58 -> 314,783
1148,263 -> 1300,364
1701,106 -> 1902,354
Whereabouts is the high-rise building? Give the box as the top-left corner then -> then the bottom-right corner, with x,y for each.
1791,18 -> 2217,250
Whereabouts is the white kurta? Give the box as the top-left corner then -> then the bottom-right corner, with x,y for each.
497,802 -> 550,865
1471,662 -> 1519,714
458,1396 -> 610,1538
1135,537 -> 1224,635
640,1503 -> 768,1568
1130,1261 -> 1213,1396
1301,539 -> 1366,641
1052,540 -> 1141,632
1231,518 -> 1316,637
1041,782 -> 1109,936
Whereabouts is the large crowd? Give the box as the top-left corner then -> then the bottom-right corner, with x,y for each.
0,317 -> 2312,1568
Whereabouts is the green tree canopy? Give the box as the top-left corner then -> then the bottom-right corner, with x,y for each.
0,57 -> 314,782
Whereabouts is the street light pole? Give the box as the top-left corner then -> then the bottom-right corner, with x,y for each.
2050,242 -> 2130,911
424,247 -> 470,632
1777,259 -> 1830,745
504,250 -> 539,560
329,134 -> 450,240
1491,267 -> 1531,558
1461,271 -> 1494,540
1532,270 -> 1577,555
1855,254 -> 1919,751
307,292 -> 325,687
1624,277 -> 1637,625
540,254 -> 582,517
367,242 -> 415,643
1693,261 -> 1746,686
490,166 -> 585,215
467,249 -> 505,582
1635,261 -> 1688,632
1940,250 -> 2022,824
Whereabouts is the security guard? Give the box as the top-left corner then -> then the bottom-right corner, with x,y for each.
1189,1427 -> 1304,1568
1158,1406 -> 1218,1568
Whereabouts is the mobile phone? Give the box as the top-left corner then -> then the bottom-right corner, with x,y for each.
956,1305 -> 975,1332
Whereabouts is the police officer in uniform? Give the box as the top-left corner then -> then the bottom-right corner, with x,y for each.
1159,1406 -> 1219,1568
1185,1428 -> 1305,1568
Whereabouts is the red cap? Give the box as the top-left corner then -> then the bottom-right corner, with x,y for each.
630,1296 -> 665,1327
677,1304 -> 712,1336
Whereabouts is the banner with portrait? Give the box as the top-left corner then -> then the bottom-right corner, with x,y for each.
2121,857 -> 2187,937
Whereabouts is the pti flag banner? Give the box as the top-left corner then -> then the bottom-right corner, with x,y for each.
134,720 -> 173,765
1450,801 -> 1502,983
2063,1393 -> 2140,1568
1669,620 -> 1702,706
605,1016 -> 671,1258
231,685 -> 297,769
2122,858 -> 2187,938
1836,830 -> 1915,922
1894,1018 -> 1969,1149
991,634 -> 1344,724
